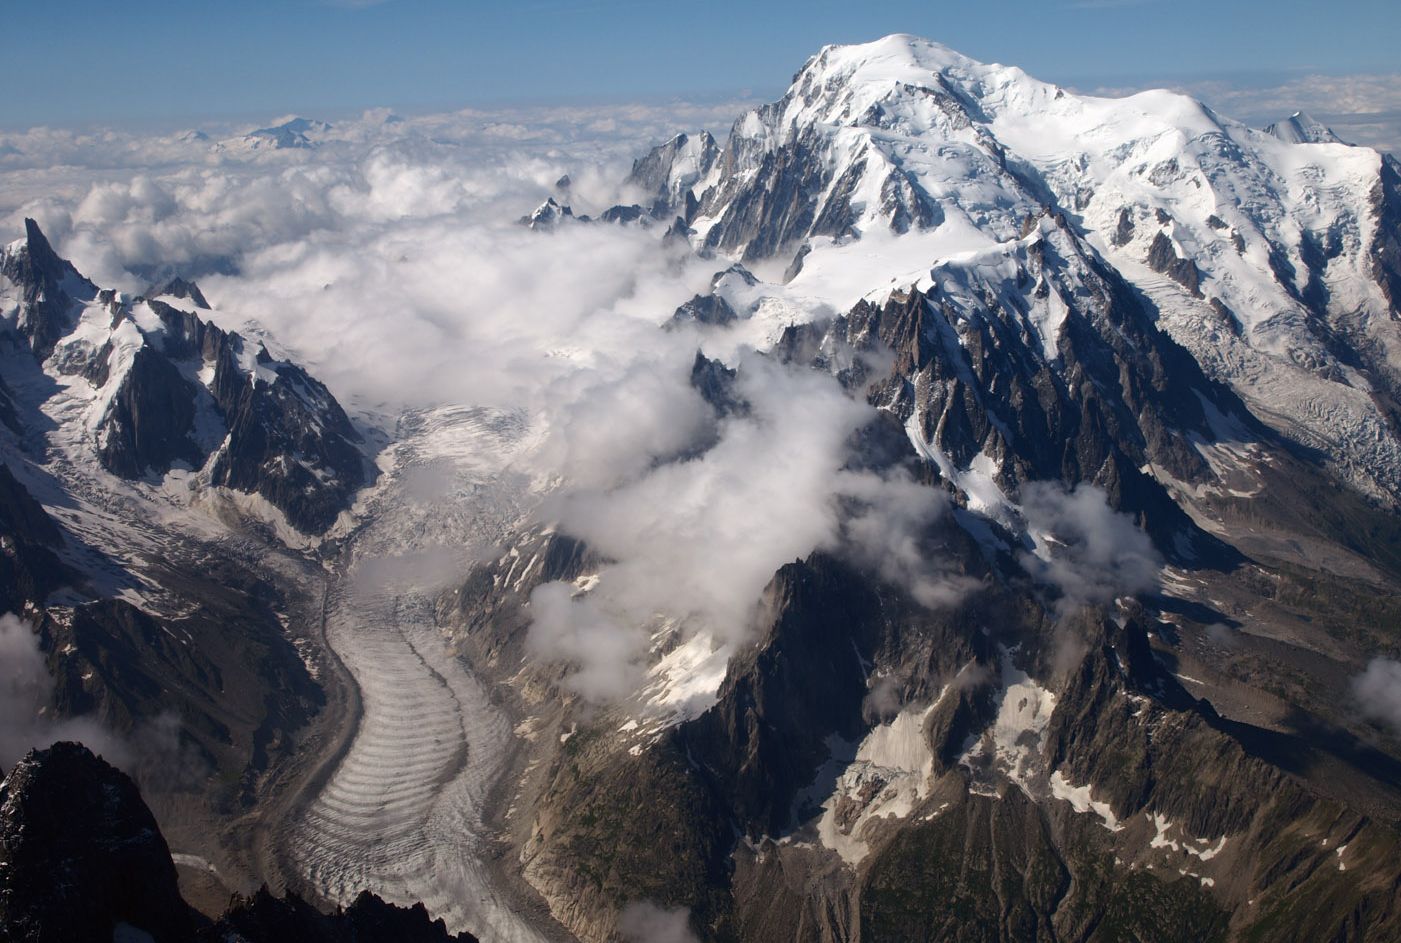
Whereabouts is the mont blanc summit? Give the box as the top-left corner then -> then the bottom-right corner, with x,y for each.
636,35 -> 1401,502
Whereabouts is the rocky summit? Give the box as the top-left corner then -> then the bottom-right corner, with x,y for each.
0,219 -> 367,534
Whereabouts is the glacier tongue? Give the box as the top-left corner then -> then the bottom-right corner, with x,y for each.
287,405 -> 544,942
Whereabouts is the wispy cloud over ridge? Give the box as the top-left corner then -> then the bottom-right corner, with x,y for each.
1354,658 -> 1401,734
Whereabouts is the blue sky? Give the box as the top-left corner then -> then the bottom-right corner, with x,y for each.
5,0 -> 1399,128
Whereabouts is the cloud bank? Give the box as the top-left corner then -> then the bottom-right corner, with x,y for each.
2,103 -> 901,702
618,902 -> 701,943
524,349 -> 984,700
0,99 -> 1165,704
1353,657 -> 1401,735
1018,482 -> 1161,615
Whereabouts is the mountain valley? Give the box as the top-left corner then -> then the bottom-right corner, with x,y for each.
3,33 -> 1401,943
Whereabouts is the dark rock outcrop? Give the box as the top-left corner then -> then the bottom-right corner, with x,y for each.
0,743 -> 481,943
1112,206 -> 1136,247
1146,231 -> 1204,296
689,352 -> 748,417
0,742 -> 193,943
207,355 -> 365,534
670,292 -> 738,328
0,465 -> 69,614
96,345 -> 203,478
783,242 -> 812,283
0,464 -> 61,550
1371,154 -> 1401,311
599,203 -> 646,225
860,788 -> 1074,943
0,373 -> 20,433
151,277 -> 210,310
209,887 -> 479,943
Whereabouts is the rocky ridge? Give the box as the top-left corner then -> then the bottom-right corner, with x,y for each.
0,219 -> 368,534
629,35 -> 1401,505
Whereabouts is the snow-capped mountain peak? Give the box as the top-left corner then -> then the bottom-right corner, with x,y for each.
0,219 -> 367,534
628,33 -> 1401,503
1263,110 -> 1345,145
778,33 -> 1028,129
219,116 -> 333,152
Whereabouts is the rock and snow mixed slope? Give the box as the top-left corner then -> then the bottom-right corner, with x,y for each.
0,219 -> 368,535
0,219 -> 379,917
632,34 -> 1401,502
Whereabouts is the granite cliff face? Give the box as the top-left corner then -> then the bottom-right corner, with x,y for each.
205,352 -> 365,534
0,742 -> 193,943
0,219 -> 95,361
